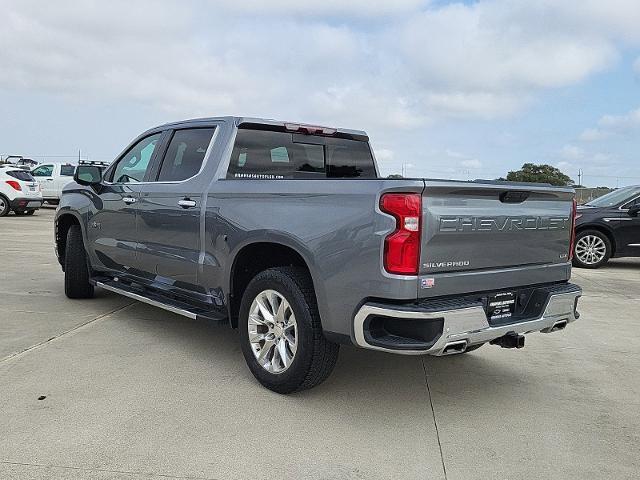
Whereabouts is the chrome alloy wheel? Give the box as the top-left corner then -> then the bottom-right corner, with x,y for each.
575,235 -> 607,265
0,197 -> 6,212
248,289 -> 298,374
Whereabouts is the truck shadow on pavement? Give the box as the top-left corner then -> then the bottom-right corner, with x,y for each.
117,300 -> 527,409
597,259 -> 640,270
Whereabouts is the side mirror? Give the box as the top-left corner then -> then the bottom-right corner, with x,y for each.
628,205 -> 640,217
74,165 -> 102,187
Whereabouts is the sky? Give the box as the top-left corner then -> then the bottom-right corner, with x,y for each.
1,0 -> 640,187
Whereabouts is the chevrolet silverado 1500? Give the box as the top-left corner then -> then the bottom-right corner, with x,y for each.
55,117 -> 582,393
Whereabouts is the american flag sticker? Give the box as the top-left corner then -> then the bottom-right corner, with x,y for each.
421,278 -> 435,289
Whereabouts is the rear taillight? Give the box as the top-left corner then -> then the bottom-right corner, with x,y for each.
380,193 -> 422,275
6,180 -> 22,191
569,198 -> 578,261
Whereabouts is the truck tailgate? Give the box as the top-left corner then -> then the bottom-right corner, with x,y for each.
419,181 -> 575,295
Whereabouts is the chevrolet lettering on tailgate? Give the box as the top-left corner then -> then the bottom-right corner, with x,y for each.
438,215 -> 570,233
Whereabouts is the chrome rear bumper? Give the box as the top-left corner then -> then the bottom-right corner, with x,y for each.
353,284 -> 581,355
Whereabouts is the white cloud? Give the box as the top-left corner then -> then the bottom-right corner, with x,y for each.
579,128 -> 610,142
213,0 -> 429,17
555,145 -> 615,182
579,107 -> 640,141
398,3 -> 617,92
373,148 -> 394,163
0,0 -> 640,130
560,144 -> 585,160
445,149 -> 483,169
462,159 -> 482,169
421,92 -> 526,119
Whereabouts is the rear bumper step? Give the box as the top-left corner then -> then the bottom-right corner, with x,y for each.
353,283 -> 581,355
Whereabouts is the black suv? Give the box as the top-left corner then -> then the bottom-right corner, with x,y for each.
574,186 -> 640,268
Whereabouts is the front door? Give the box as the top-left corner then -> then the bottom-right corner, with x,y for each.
87,132 -> 162,275
617,197 -> 640,256
30,164 -> 55,198
136,127 -> 216,294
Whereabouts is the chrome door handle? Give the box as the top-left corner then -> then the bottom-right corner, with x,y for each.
178,199 -> 196,209
122,197 -> 137,204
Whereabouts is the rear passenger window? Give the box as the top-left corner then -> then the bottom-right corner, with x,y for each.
227,128 -> 376,179
326,140 -> 377,178
60,165 -> 75,176
157,128 -> 215,182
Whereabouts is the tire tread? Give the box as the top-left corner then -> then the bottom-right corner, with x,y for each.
239,266 -> 339,393
64,224 -> 94,299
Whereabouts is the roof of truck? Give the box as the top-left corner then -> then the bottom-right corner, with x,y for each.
152,116 -> 368,138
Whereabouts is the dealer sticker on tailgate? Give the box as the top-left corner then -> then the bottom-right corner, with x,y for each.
488,291 -> 516,320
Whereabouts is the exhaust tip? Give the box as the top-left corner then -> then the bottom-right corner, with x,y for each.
552,320 -> 568,331
442,340 -> 467,355
541,319 -> 569,333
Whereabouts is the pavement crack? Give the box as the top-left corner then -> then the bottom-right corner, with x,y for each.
0,302 -> 134,364
0,460 -> 219,480
421,358 -> 448,480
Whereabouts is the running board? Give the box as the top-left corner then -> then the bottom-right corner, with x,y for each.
96,281 -> 198,319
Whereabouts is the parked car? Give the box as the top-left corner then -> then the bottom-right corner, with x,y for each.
54,117 -> 582,393
0,166 -> 43,216
31,163 -> 77,205
573,185 -> 640,268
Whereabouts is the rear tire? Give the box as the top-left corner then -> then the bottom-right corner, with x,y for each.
64,224 -> 94,299
572,229 -> 611,269
238,267 -> 339,394
0,195 -> 9,217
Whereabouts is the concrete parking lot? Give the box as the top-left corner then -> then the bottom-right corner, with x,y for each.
1,208 -> 638,480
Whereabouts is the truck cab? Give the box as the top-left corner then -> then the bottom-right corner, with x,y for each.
31,163 -> 77,204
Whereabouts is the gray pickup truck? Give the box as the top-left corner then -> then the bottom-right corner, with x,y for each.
55,116 -> 582,393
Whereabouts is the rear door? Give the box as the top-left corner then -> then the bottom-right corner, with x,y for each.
88,132 -> 163,274
135,126 -> 216,293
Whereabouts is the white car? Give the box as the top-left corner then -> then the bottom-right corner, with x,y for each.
30,163 -> 77,205
0,166 -> 43,216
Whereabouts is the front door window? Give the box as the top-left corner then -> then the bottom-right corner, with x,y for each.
110,134 -> 161,183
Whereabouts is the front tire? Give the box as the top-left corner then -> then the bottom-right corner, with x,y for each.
572,229 -> 611,269
64,224 -> 94,299
239,267 -> 339,394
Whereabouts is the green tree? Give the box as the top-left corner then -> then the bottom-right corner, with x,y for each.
505,163 -> 574,186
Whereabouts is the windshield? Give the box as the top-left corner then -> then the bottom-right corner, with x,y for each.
585,186 -> 640,208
